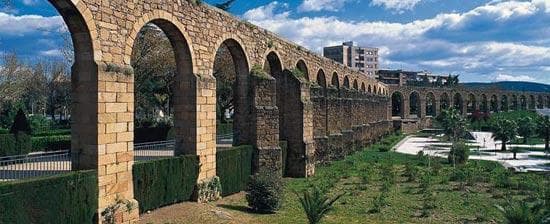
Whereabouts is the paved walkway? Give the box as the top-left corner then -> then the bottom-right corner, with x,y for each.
394,132 -> 550,172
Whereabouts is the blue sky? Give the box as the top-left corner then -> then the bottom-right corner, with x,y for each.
1,0 -> 549,84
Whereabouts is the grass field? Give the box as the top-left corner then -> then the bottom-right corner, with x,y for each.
215,134 -> 549,224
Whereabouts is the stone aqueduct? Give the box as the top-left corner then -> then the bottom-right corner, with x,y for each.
40,0 -> 550,222
389,86 -> 550,132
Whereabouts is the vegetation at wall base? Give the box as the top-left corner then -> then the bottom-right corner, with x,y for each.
133,155 -> 199,213
0,133 -> 32,157
216,145 -> 253,196
210,134 -> 548,223
0,171 -> 97,224
246,171 -> 284,213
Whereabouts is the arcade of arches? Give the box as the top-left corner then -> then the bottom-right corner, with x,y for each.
49,1 -> 391,221
389,86 -> 550,133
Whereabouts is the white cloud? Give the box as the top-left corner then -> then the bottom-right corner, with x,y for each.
493,74 -> 536,82
22,0 -> 39,6
40,49 -> 63,57
242,0 -> 550,84
0,12 -> 65,35
370,0 -> 423,13
298,0 -> 352,12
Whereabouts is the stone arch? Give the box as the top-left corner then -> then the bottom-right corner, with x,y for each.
547,96 -> 550,108
480,94 -> 488,112
296,59 -> 309,80
343,76 -> 350,89
529,95 -> 536,109
511,95 -> 518,110
440,93 -> 450,111
467,93 -> 476,113
264,51 -> 283,76
537,95 -> 544,109
426,92 -> 436,116
125,10 -> 196,72
520,95 -> 527,110
331,72 -> 340,89
391,91 -> 405,118
361,82 -> 366,92
353,79 -> 359,90
129,18 -> 195,158
316,69 -> 327,88
47,0 -> 99,172
501,95 -> 509,111
213,38 -> 251,146
453,92 -> 463,113
490,95 -> 498,112
368,85 -> 372,93
409,91 -> 421,118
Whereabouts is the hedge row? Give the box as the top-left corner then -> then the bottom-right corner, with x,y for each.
33,129 -> 71,137
0,133 -> 32,157
0,171 -> 98,224
133,155 -> 199,213
216,145 -> 253,196
32,135 -> 71,152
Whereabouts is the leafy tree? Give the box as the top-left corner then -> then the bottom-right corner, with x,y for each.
517,117 -> 536,144
296,187 -> 343,224
448,141 -> 470,165
131,24 -> 176,125
538,115 -> 550,153
491,118 -> 518,151
436,108 -> 467,141
214,0 -> 236,11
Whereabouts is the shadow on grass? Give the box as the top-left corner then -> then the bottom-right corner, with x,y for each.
216,204 -> 277,215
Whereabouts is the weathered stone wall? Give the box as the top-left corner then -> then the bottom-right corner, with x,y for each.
53,1 -> 393,222
389,85 -> 550,133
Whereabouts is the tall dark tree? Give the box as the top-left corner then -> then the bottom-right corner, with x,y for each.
10,109 -> 31,134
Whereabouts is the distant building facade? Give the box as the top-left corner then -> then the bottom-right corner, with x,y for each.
378,69 -> 457,87
323,41 -> 379,77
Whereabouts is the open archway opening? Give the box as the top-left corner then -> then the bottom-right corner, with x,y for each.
130,19 -> 194,159
490,95 -> 498,112
353,80 -> 358,90
467,94 -> 476,113
537,95 -> 544,109
213,39 -> 250,147
529,95 -> 536,109
440,93 -> 450,111
480,95 -> 488,112
426,92 -> 436,117
313,70 -> 328,137
361,83 -> 366,92
520,95 -> 527,110
409,92 -> 421,118
343,76 -> 350,89
296,60 -> 309,81
453,93 -> 463,114
501,95 -> 508,111
511,95 -> 518,110
391,92 -> 404,118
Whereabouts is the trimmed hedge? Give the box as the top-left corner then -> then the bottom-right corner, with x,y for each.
32,135 -> 71,152
133,155 -> 199,213
0,171 -> 98,224
0,133 -> 32,157
33,129 -> 71,137
216,145 -> 253,196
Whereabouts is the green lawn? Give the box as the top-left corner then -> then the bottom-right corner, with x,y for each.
221,134 -> 549,224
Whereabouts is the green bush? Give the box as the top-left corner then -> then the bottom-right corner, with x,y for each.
32,135 -> 71,151
216,145 -> 253,196
246,171 -> 283,213
0,128 -> 8,134
0,133 -> 32,157
0,171 -> 97,224
448,141 -> 470,165
33,129 -> 71,137
133,155 -> 199,213
10,109 -> 31,134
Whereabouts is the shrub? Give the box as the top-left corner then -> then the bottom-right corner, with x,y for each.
0,171 -> 97,224
296,187 -> 343,224
0,128 -> 8,134
246,171 -> 283,213
377,144 -> 390,152
403,163 -> 419,182
216,145 -> 253,196
133,155 -> 199,212
0,133 -> 32,157
32,129 -> 71,137
370,191 -> 388,213
10,109 -> 31,134
491,169 -> 512,188
496,201 -> 549,224
32,135 -> 71,151
448,141 -> 470,165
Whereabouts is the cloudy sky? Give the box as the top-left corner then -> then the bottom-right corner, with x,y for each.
1,0 -> 549,84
